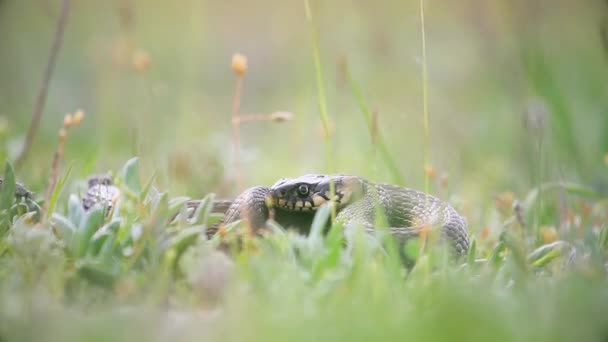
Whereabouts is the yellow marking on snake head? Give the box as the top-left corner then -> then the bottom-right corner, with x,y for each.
312,194 -> 326,207
335,176 -> 365,207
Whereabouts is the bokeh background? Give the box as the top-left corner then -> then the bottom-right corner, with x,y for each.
1,0 -> 607,214
3,2 -> 608,341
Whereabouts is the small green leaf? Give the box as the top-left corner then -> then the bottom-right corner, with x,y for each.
67,194 -> 84,227
90,219 -> 122,256
325,221 -> 344,252
0,162 -> 16,211
50,213 -> 77,243
97,233 -> 117,265
402,239 -> 421,261
528,241 -> 571,268
121,157 -> 141,193
309,203 -> 331,242
77,259 -> 119,289
500,232 -> 527,272
209,220 -> 241,242
192,193 -> 217,226
312,221 -> 344,281
488,240 -> 506,268
598,226 -> 608,251
167,226 -> 204,259
11,202 -> 29,218
139,170 -> 156,202
75,206 -> 105,258
150,192 -> 169,236
168,196 -> 191,220
205,213 -> 224,229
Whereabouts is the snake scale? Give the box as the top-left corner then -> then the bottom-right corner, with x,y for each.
200,174 -> 469,255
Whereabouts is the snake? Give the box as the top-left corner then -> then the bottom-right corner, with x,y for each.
204,174 -> 469,255
3,173 -> 470,255
79,174 -> 469,255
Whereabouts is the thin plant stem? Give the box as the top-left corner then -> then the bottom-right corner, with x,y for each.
44,135 -> 65,206
419,0 -> 430,195
534,130 -> 544,239
304,1 -> 332,171
344,65 -> 404,184
232,76 -> 244,191
14,0 -> 71,169
304,0 -> 336,219
418,0 -> 435,258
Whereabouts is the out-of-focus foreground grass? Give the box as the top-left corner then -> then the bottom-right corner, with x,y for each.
1,1 -> 608,341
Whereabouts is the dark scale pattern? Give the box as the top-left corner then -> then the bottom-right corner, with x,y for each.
206,186 -> 317,237
204,175 -> 469,255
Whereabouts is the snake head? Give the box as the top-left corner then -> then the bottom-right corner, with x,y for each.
268,174 -> 365,212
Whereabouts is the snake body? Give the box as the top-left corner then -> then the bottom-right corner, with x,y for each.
211,174 -> 469,254
80,174 -> 469,255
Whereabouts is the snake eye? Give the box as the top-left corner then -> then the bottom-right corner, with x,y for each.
297,184 -> 309,196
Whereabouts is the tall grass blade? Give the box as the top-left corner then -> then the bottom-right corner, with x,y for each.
0,162 -> 16,211
344,66 -> 404,184
45,162 -> 73,219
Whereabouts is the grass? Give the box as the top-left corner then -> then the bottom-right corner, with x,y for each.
0,156 -> 607,341
2,1 -> 608,342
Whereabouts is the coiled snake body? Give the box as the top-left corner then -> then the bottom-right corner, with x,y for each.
209,174 -> 469,254
82,174 -> 469,254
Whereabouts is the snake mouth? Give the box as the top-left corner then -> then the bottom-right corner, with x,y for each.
267,189 -> 323,212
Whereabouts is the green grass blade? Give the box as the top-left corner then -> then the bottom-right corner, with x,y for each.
344,66 -> 404,184
139,170 -> 156,203
308,203 -> 331,243
45,162 -> 73,219
467,238 -> 477,267
75,206 -> 105,258
0,161 -> 16,211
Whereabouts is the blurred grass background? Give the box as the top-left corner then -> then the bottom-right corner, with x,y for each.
2,0 -> 607,202
2,1 -> 608,342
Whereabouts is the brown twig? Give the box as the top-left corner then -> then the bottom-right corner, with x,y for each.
14,0 -> 71,169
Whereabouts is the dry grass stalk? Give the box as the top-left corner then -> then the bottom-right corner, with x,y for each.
370,110 -> 378,150
419,0 -> 431,195
15,0 -> 72,169
229,54 -> 294,191
231,53 -> 247,191
44,110 -> 85,210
